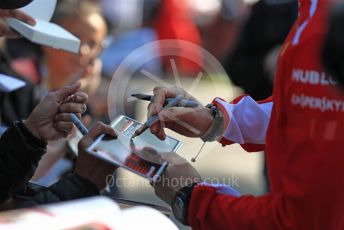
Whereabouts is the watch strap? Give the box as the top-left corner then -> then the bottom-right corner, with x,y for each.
172,183 -> 198,225
201,104 -> 224,142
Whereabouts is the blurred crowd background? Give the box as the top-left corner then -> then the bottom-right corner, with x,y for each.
0,0 -> 298,225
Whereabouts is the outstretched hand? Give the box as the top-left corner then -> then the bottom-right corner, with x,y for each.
148,87 -> 214,140
25,82 -> 88,142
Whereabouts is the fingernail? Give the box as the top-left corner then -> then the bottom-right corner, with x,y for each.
28,19 -> 36,26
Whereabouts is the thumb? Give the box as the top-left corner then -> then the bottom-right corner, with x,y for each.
78,122 -> 117,151
54,82 -> 81,101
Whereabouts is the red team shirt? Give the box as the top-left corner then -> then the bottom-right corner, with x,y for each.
188,0 -> 344,229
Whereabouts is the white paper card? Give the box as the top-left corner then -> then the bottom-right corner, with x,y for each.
20,0 -> 57,21
5,0 -> 80,53
0,74 -> 26,93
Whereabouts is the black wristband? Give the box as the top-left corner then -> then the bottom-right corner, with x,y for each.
172,183 -> 198,225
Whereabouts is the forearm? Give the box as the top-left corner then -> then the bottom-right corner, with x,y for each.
19,173 -> 99,207
0,121 -> 46,203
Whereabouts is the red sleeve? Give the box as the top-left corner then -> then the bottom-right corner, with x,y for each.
188,185 -> 292,230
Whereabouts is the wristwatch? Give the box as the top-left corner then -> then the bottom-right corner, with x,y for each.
201,104 -> 224,142
172,183 -> 198,225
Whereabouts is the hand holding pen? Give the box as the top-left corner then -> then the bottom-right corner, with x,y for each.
143,87 -> 214,140
131,95 -> 184,139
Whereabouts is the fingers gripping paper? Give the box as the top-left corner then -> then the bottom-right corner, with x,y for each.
5,0 -> 81,53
